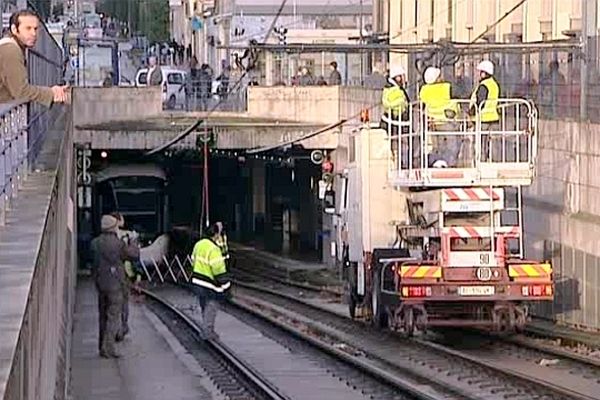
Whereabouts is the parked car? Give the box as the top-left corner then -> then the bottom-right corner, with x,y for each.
135,67 -> 187,110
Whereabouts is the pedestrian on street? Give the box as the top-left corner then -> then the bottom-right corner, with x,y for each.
90,214 -> 140,358
328,61 -> 342,85
147,56 -> 163,86
191,223 -> 231,339
0,10 -> 69,106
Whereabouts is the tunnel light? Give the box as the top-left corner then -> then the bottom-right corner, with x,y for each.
100,151 -> 108,158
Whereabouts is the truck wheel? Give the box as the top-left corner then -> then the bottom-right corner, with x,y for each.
404,307 -> 415,337
345,281 -> 357,319
348,294 -> 357,319
371,272 -> 388,329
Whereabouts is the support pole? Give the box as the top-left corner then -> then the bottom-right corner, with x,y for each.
580,0 -> 589,122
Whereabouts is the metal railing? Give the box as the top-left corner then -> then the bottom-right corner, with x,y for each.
383,98 -> 538,188
1,5 -> 74,400
0,102 -> 29,225
3,113 -> 76,400
0,4 -> 64,225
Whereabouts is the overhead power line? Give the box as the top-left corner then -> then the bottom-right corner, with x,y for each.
471,0 -> 527,43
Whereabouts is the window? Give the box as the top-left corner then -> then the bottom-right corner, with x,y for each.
167,73 -> 183,85
448,0 -> 453,24
431,0 -> 435,25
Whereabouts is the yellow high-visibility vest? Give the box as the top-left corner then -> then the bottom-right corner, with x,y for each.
419,82 -> 458,122
191,238 -> 230,292
382,85 -> 408,117
470,77 -> 499,123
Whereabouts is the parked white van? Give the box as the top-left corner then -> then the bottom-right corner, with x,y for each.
135,67 -> 187,110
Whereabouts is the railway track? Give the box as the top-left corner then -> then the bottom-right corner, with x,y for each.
231,251 -> 600,389
230,251 -> 342,299
145,284 -> 470,400
142,288 -> 291,400
233,280 -> 600,400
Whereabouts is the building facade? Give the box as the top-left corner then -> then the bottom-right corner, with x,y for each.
172,0 -> 372,83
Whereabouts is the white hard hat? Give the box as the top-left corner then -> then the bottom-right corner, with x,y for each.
389,65 -> 406,78
477,60 -> 494,75
432,159 -> 448,168
424,67 -> 441,84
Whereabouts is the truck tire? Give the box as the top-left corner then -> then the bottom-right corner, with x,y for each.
404,307 -> 415,337
345,281 -> 357,319
348,294 -> 357,319
371,272 -> 388,329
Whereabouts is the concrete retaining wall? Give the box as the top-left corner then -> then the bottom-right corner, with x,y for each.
247,86 -> 382,125
72,87 -> 162,127
524,118 -> 600,330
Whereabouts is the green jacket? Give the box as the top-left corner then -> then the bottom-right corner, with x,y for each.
191,238 -> 230,292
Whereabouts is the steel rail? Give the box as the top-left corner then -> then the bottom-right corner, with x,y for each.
235,281 -> 599,400
235,254 -> 600,370
141,288 -> 292,400
228,294 -> 455,400
502,333 -> 600,368
151,283 -> 465,400
230,252 -> 342,297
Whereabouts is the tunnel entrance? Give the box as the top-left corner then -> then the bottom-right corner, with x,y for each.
76,147 -> 324,270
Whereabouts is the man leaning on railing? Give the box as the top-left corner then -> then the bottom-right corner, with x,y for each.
0,10 -> 69,106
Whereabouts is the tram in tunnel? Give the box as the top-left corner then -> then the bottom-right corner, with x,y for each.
93,163 -> 168,245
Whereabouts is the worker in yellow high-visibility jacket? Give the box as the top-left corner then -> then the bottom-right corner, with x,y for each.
191,223 -> 231,339
381,64 -> 410,125
469,60 -> 500,161
381,64 -> 410,167
419,66 -> 460,166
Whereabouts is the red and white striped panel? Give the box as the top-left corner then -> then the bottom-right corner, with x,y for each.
443,188 -> 502,201
443,226 -> 520,238
494,226 -> 521,237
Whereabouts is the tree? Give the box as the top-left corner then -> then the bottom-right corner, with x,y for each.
138,0 -> 169,43
30,0 -> 51,21
98,0 -> 168,42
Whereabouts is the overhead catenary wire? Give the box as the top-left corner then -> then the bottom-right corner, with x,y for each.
245,119 -> 348,155
144,0 -> 289,156
470,0 -> 527,44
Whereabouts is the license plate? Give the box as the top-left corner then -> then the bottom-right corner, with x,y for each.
458,286 -> 495,296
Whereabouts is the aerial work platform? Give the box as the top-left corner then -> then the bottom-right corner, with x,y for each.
381,98 -> 538,188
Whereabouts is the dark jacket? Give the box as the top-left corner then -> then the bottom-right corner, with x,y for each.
328,69 -> 342,85
90,232 -> 140,292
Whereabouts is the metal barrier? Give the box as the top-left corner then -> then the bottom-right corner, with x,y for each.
1,6 -> 73,400
139,254 -> 192,284
384,98 -> 538,188
0,5 -> 64,226
185,79 -> 248,113
0,102 -> 28,225
2,108 -> 76,400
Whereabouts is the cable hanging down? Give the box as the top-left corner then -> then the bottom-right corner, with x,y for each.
144,0 -> 290,157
